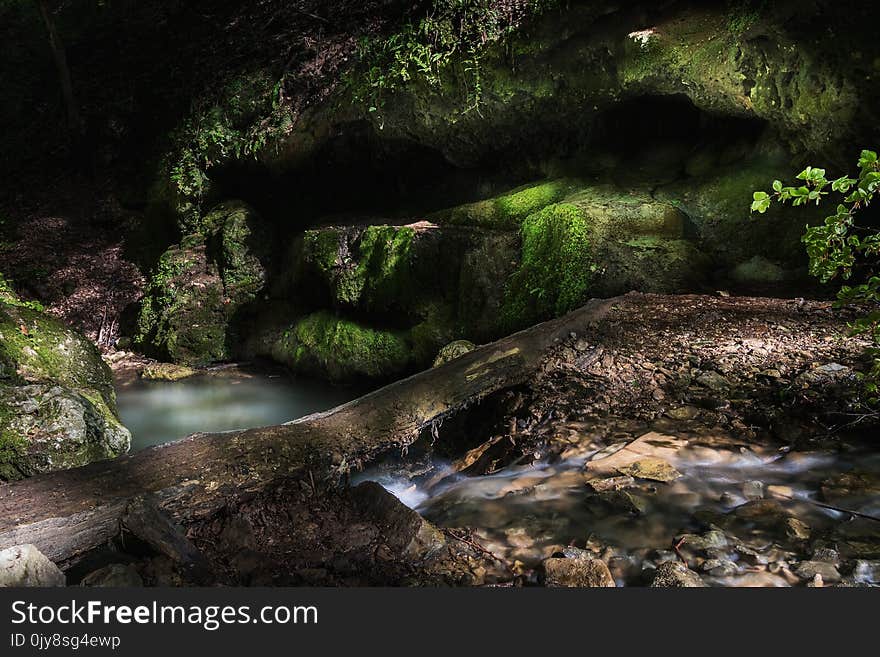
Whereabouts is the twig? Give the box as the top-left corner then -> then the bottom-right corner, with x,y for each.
672,536 -> 688,566
443,529 -> 509,568
768,489 -> 880,522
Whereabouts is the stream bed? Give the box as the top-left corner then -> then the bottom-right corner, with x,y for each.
358,422 -> 880,587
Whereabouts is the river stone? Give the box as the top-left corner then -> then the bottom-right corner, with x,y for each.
141,363 -> 197,381
742,480 -> 765,500
794,560 -> 841,583
540,557 -> 615,587
650,561 -> 706,587
676,530 -> 728,551
784,517 -> 811,541
616,457 -> 681,482
432,340 -> 476,367
81,564 -> 143,587
0,544 -> 65,587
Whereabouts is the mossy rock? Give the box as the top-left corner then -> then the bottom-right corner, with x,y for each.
205,200 -> 271,304
0,301 -> 117,411
290,224 -> 421,318
500,202 -> 594,331
433,340 -> 476,367
0,383 -> 130,482
656,156 -> 823,269
135,201 -> 270,366
141,362 -> 197,382
264,311 -> 414,383
432,180 -> 576,229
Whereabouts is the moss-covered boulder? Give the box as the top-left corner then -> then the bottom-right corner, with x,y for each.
361,4 -> 864,166
258,311 -> 414,383
289,224 -> 423,319
0,385 -> 130,481
0,301 -> 117,410
0,282 -> 130,481
135,201 -> 270,365
431,180 -> 577,229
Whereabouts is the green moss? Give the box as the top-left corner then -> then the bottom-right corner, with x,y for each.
0,397 -> 27,481
434,180 -> 574,229
299,225 -> 418,314
0,302 -> 116,410
500,202 -> 594,330
0,273 -> 43,311
135,202 -> 268,366
271,311 -> 411,382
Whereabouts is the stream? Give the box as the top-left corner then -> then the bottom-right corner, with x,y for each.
114,368 -> 879,587
357,423 -> 880,587
117,366 -> 361,451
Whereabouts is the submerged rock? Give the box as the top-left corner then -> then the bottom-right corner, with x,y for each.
539,556 -> 616,588
617,457 -> 681,483
650,561 -> 706,587
0,544 -> 65,587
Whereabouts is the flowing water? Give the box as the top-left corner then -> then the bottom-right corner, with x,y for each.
117,366 -> 361,451
357,424 -> 880,587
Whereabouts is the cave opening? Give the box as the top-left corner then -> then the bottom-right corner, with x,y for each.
210,92 -> 771,244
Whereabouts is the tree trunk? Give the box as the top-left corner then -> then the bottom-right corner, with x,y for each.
35,0 -> 83,140
0,298 -> 615,569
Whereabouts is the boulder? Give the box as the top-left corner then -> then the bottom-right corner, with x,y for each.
81,564 -> 143,587
135,201 -> 269,366
540,556 -> 616,588
0,544 -> 65,587
0,384 -> 130,481
433,340 -> 476,367
141,362 -> 197,381
1,289 -> 131,481
650,561 -> 706,587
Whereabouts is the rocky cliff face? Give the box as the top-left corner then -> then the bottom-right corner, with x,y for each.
126,1 -> 879,382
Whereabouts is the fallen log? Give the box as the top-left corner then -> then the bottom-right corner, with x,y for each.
0,297 -> 615,569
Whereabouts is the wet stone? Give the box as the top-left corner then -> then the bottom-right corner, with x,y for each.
539,557 -> 616,588
784,518 -> 811,541
794,561 -> 841,584
742,481 -> 765,501
616,457 -> 682,483
650,561 -> 706,587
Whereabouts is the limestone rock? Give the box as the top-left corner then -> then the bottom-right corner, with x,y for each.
141,363 -> 197,381
0,384 -> 130,481
540,557 -> 616,587
617,457 -> 681,483
0,544 -> 65,587
650,561 -> 706,587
